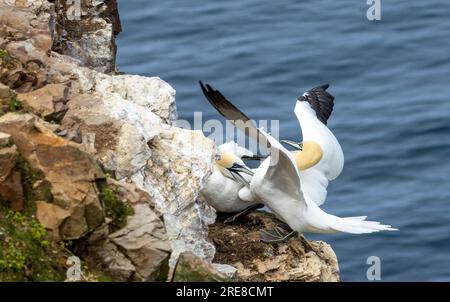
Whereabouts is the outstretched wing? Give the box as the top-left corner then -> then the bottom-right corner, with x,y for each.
258,128 -> 306,205
296,166 -> 329,206
295,84 -> 343,206
199,81 -> 269,149
297,84 -> 335,125
200,81 -> 307,210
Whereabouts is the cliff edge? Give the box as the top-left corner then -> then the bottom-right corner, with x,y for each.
0,0 -> 339,282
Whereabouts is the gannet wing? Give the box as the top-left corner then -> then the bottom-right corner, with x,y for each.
296,168 -> 329,206
297,84 -> 335,125
199,81 -> 269,150
257,128 -> 307,209
294,85 -> 339,206
199,81 -> 306,206
258,130 -> 396,234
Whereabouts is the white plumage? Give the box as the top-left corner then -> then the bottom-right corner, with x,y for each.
199,81 -> 397,235
250,126 -> 397,234
295,100 -> 344,206
200,141 -> 259,212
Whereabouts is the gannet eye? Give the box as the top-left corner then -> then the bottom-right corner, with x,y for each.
230,163 -> 242,170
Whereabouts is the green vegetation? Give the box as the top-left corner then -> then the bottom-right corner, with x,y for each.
0,48 -> 7,58
0,243 -> 26,271
15,155 -> 52,216
0,206 -> 67,281
97,275 -> 114,282
4,210 -> 52,249
8,97 -> 22,112
100,186 -> 134,232
0,154 -> 66,281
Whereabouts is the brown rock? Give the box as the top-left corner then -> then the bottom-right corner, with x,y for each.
59,93 -> 162,179
0,113 -> 105,240
209,212 -> 340,282
106,178 -> 162,215
0,49 -> 46,93
35,200 -> 71,240
17,84 -> 69,119
0,1 -> 53,54
52,0 -> 120,73
0,2 -> 52,92
172,252 -> 229,282
85,241 -> 136,282
0,82 -> 11,99
82,181 -> 171,282
97,0 -> 122,35
0,140 -> 22,211
0,131 -> 11,147
0,144 -> 17,182
0,170 -> 23,211
109,203 -> 171,281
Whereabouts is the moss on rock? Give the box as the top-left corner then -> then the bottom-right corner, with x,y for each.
99,185 -> 134,232
8,96 -> 22,112
0,205 -> 68,281
172,252 -> 230,282
0,49 -> 7,58
14,154 -> 52,216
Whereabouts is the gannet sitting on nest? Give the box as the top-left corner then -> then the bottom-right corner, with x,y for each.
199,81 -> 397,242
200,141 -> 263,222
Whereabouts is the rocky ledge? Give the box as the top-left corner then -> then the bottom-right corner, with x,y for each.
0,0 -> 339,282
210,212 -> 339,282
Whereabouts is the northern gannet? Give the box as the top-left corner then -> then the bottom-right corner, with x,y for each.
199,82 -> 397,241
283,84 -> 343,207
200,141 -> 262,222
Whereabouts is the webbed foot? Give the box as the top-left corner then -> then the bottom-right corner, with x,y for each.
260,224 -> 298,244
223,203 -> 264,224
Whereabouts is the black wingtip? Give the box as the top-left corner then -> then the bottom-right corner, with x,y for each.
298,83 -> 335,125
199,80 -> 210,96
318,83 -> 330,90
206,83 -> 214,92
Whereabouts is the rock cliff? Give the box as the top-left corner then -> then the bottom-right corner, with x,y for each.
0,0 -> 339,282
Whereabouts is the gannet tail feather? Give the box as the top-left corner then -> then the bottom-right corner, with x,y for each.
306,205 -> 397,234
327,215 -> 397,234
342,216 -> 368,221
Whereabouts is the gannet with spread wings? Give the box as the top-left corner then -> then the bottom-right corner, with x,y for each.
200,81 -> 397,240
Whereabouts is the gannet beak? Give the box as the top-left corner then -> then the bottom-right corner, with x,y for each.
228,163 -> 254,176
280,140 -> 303,151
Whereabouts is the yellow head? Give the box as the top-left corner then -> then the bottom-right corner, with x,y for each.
215,151 -> 253,181
216,151 -> 244,169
